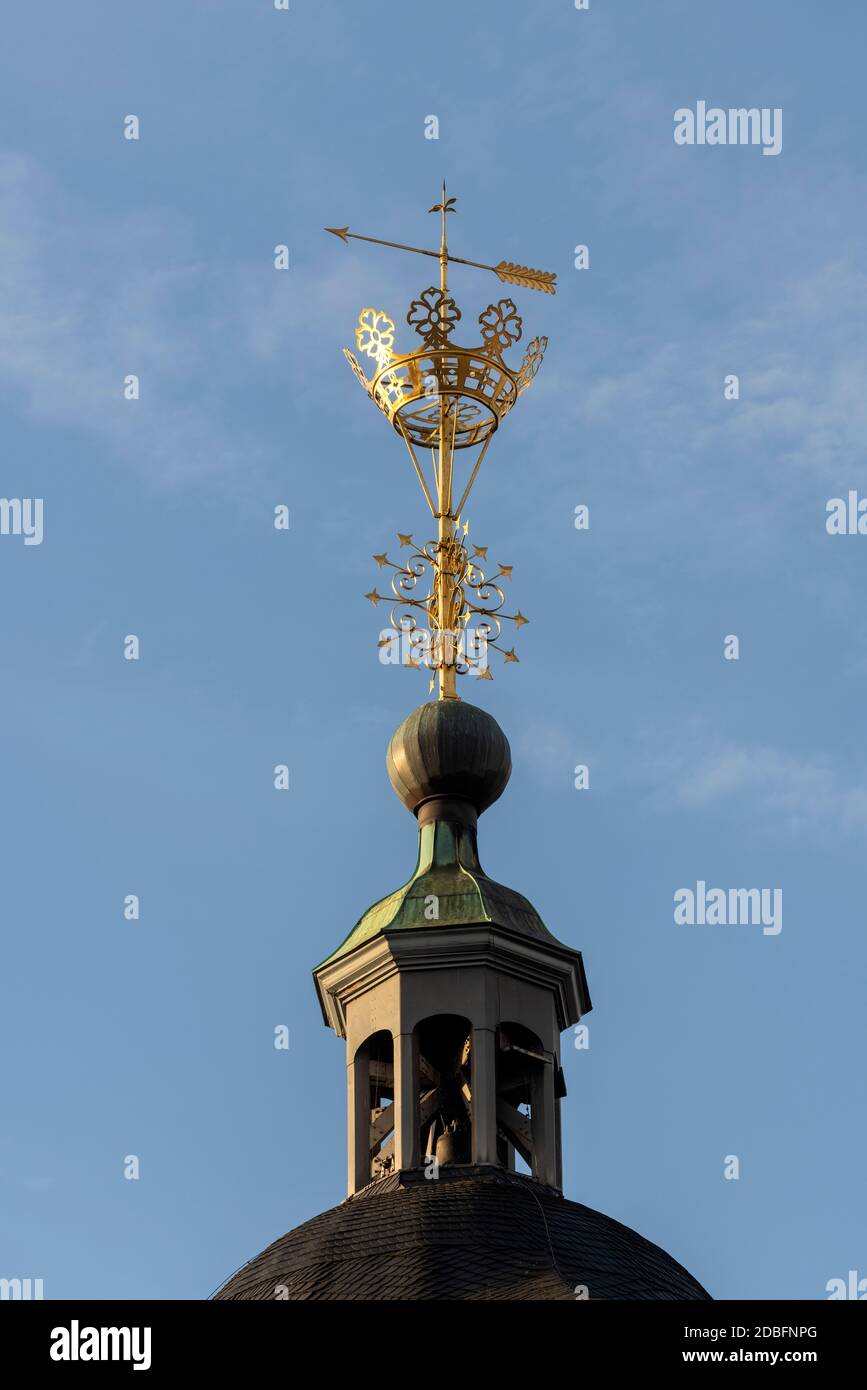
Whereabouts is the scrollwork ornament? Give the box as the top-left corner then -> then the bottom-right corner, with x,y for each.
370,532 -> 525,682
343,348 -> 372,395
516,334 -> 548,392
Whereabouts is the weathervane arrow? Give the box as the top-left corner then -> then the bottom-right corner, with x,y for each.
324,222 -> 557,294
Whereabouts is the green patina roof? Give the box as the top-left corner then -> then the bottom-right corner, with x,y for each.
316,817 -> 556,970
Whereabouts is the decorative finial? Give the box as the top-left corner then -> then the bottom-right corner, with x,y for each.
326,189 -> 552,698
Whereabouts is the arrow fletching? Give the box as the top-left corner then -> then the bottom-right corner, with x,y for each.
495,260 -> 557,295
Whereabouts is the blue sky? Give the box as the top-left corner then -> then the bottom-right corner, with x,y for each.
1,0 -> 865,1300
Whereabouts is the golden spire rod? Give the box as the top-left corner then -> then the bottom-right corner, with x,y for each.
435,182 -> 456,699
332,188 -> 549,702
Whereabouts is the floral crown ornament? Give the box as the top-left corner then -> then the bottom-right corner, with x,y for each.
478,298 -> 523,357
356,308 -> 396,368
407,288 -> 461,346
342,283 -> 546,450
516,334 -> 548,394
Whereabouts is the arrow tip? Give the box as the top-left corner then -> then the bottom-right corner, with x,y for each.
325,226 -> 349,243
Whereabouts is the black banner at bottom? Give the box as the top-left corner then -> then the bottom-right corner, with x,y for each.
3,1298 -> 862,1373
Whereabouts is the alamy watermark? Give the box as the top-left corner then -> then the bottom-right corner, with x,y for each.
826,492 -> 867,535
674,102 -> 782,157
0,1277 -> 44,1299
379,622 -> 490,674
674,880 -> 782,936
50,1322 -> 151,1371
826,1269 -> 867,1300
0,497 -> 43,545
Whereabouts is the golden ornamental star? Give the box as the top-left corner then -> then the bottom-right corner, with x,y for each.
513,610 -> 529,628
496,564 -> 513,580
472,545 -> 488,561
365,589 -> 383,606
397,532 -> 413,548
503,647 -> 519,663
479,666 -> 493,680
373,553 -> 389,568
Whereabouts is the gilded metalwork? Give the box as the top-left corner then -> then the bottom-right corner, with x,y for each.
369,532 -> 529,685
516,334 -> 548,393
355,309 -> 396,368
478,299 -> 523,357
408,288 -> 461,345
327,185 -> 552,699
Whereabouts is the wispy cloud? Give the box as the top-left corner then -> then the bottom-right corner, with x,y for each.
542,257 -> 867,493
714,261 -> 867,483
515,719 -> 579,788
645,721 -> 867,837
0,150 -> 269,491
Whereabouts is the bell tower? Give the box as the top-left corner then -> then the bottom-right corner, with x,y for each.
314,700 -> 590,1195
314,187 -> 588,1197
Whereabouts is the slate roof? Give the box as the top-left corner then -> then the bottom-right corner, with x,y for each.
213,1166 -> 711,1301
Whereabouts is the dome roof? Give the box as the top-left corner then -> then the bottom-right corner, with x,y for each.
387,701 -> 511,816
316,840 -> 559,969
316,699 -> 564,971
213,1166 -> 710,1301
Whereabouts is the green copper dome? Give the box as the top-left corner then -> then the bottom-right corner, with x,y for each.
387,700 -> 511,817
317,701 -> 557,969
